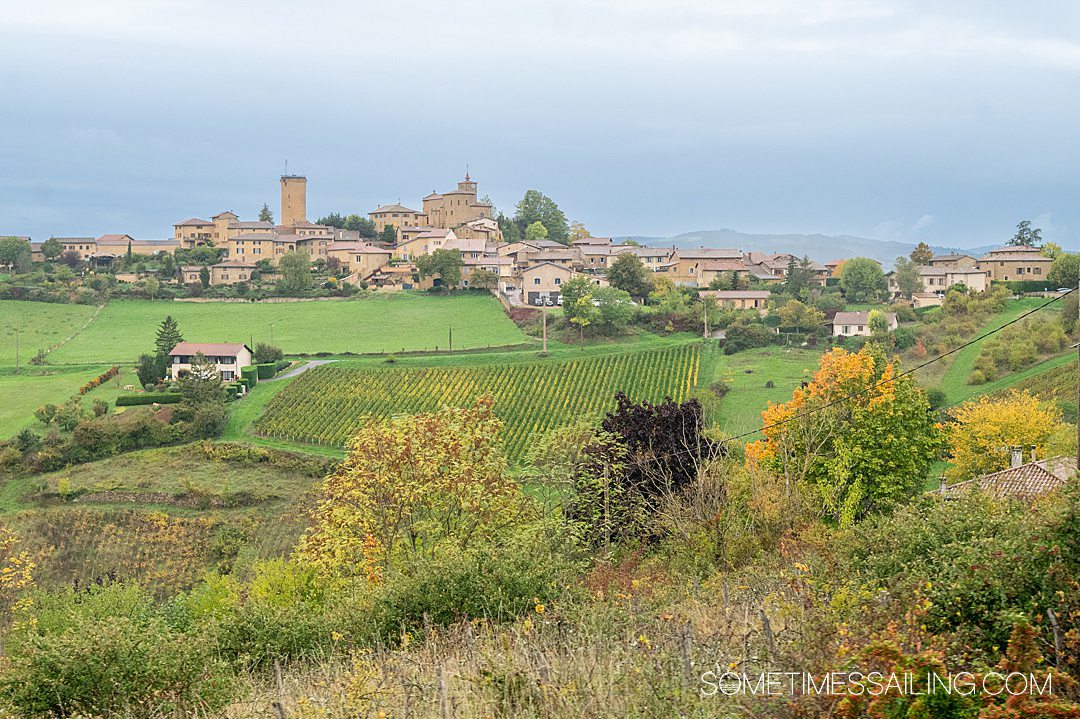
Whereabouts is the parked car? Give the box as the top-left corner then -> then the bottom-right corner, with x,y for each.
556,296 -> 564,306
544,296 -> 554,306
533,296 -> 545,306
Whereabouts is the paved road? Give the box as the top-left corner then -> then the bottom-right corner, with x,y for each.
265,359 -> 335,381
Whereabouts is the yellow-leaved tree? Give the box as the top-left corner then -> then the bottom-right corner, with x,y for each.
296,397 -> 525,580
0,523 -> 35,614
944,391 -> 1066,482
746,345 -> 939,526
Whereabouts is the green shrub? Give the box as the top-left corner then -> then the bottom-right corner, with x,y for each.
255,363 -> 277,379
892,326 -> 916,350
182,560 -> 337,668
360,524 -> 577,642
115,393 -> 182,406
723,323 -> 774,354
1,582 -> 232,718
240,365 -> 259,387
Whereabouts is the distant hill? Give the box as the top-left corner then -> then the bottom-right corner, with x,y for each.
618,229 -> 996,267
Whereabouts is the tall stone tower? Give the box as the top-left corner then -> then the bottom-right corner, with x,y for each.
280,175 -> 307,227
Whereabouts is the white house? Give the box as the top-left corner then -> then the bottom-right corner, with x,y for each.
832,311 -> 898,337
168,342 -> 253,382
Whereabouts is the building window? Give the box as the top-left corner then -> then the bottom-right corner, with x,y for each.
534,277 -> 541,285
555,277 -> 562,285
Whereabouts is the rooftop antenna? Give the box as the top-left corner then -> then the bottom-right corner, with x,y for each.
284,159 -> 288,175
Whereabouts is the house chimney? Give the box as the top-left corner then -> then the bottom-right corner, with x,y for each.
1030,445 -> 1038,463
938,476 -> 947,493
1010,446 -> 1024,468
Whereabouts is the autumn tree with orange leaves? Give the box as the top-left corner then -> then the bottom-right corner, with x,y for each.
747,345 -> 939,526
296,397 -> 527,579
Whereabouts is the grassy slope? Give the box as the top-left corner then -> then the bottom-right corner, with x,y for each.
698,344 -> 823,436
936,298 -> 1061,404
0,446 -> 322,591
0,366 -> 116,437
937,295 -> 1062,403
0,301 -> 99,364
39,293 -> 526,363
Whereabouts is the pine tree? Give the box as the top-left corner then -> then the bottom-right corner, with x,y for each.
259,203 -> 274,224
154,315 -> 183,358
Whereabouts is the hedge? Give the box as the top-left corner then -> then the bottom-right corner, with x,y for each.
115,394 -> 182,406
78,366 -> 120,395
240,366 -> 259,386
993,280 -> 1057,293
255,363 -> 277,379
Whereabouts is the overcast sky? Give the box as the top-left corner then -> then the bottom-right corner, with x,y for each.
1,1 -> 1078,248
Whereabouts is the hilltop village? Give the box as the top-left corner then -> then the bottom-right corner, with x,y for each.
1,174 -> 1058,311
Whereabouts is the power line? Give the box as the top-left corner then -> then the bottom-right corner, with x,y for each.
716,288 -> 1076,446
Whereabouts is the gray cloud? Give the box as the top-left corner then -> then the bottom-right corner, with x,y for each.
1,0 -> 1077,248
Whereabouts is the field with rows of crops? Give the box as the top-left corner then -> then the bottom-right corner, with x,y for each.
252,344 -> 701,460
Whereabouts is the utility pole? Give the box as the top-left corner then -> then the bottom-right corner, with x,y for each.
270,323 -> 275,347
14,328 -> 19,375
703,300 -> 709,339
448,325 -> 453,353
542,310 -> 548,354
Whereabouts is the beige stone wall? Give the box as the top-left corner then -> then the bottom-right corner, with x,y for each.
210,265 -> 254,285
370,210 -> 426,232
978,257 -> 1052,282
175,224 -> 213,247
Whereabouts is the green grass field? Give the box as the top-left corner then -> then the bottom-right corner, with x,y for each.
0,301 -> 100,365
936,298 -> 1052,403
7,293 -> 528,364
252,343 -> 702,461
699,344 -> 823,436
0,366 -> 124,438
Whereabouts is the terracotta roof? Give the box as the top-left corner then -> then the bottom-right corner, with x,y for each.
169,341 -> 250,356
229,221 -> 274,229
701,290 -> 772,299
523,261 -> 575,274
832,311 -> 896,325
677,248 -> 743,260
942,457 -> 1074,501
443,237 -> 488,253
415,228 -> 453,239
211,260 -> 258,269
985,245 -> 1041,253
533,250 -> 577,261
175,218 -> 211,226
979,252 -> 1049,262
371,204 -> 422,214
931,254 -> 975,263
331,242 -> 393,255
211,211 -> 238,219
96,234 -> 134,243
